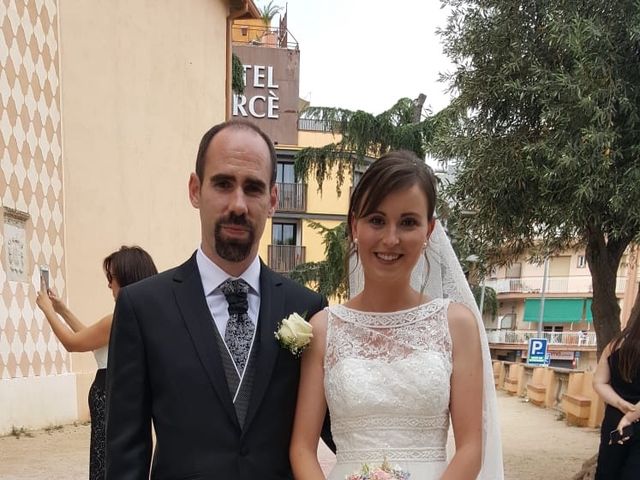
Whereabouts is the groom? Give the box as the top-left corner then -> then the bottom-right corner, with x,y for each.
105,120 -> 333,479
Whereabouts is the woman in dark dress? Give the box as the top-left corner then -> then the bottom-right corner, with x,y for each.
36,246 -> 157,480
593,305 -> 640,479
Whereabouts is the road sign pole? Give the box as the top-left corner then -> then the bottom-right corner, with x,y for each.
537,257 -> 550,338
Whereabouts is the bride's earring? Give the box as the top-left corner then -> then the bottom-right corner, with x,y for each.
354,238 -> 359,253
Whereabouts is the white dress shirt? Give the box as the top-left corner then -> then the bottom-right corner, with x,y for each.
195,248 -> 261,338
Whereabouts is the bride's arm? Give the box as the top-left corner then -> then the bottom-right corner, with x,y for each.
290,310 -> 329,480
442,303 -> 483,480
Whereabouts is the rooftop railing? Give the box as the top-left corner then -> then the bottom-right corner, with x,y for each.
297,118 -> 339,132
232,24 -> 299,50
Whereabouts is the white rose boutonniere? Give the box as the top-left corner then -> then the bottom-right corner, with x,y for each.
274,312 -> 313,356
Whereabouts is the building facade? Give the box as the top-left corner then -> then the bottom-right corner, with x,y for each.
232,15 -> 354,283
485,248 -> 639,371
0,0 -> 258,434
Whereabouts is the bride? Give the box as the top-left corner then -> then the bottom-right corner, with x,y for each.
289,151 -> 503,479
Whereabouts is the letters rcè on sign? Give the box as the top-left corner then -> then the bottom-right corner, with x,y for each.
233,65 -> 279,119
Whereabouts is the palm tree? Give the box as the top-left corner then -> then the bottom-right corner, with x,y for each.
260,1 -> 282,27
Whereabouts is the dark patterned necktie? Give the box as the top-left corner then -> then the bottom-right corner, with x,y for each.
220,278 -> 253,375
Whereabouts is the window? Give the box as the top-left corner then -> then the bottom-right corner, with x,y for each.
276,162 -> 296,184
544,325 -> 563,343
272,222 -> 297,246
549,256 -> 571,276
577,255 -> 587,268
506,262 -> 521,278
544,326 -> 564,333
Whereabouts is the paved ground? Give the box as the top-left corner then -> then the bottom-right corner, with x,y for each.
0,391 -> 599,479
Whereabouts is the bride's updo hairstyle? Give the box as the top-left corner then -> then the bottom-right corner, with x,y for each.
347,150 -> 437,249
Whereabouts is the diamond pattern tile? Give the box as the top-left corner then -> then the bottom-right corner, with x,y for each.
1,0 -> 67,379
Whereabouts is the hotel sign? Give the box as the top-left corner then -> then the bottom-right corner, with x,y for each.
232,45 -> 300,146
234,65 -> 280,119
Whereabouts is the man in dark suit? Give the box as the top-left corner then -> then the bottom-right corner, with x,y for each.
105,120 -> 333,479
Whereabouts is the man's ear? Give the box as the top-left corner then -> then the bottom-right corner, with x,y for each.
269,183 -> 278,216
188,173 -> 201,208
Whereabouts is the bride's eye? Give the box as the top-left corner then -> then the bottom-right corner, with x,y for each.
400,217 -> 419,227
367,215 -> 385,226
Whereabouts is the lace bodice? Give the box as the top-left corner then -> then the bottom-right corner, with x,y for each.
324,299 -> 452,470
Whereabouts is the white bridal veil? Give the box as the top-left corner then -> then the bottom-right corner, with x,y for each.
349,220 -> 504,479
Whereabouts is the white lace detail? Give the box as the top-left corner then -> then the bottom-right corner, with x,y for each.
326,300 -> 452,366
338,447 -> 447,463
331,413 -> 449,433
348,221 -> 504,479
324,301 -> 452,466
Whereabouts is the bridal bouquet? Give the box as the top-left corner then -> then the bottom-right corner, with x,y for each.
345,458 -> 411,480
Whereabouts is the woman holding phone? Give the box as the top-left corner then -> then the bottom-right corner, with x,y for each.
36,245 -> 157,480
593,305 -> 640,479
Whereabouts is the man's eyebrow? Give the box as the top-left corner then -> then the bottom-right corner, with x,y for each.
209,173 -> 234,182
208,174 -> 267,190
244,177 -> 267,189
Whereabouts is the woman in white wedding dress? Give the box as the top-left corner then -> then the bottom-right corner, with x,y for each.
290,151 -> 503,480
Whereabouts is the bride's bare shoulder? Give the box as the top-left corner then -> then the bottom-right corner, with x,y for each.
308,308 -> 329,335
446,302 -> 480,341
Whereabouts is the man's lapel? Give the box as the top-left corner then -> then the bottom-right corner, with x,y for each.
172,253 -> 239,429
243,264 -> 284,431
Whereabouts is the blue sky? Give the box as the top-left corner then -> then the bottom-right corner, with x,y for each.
277,0 -> 454,115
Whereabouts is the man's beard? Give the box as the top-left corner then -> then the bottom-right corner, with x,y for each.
214,213 -> 255,262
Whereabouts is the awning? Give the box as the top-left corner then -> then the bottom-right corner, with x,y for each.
523,298 -> 591,323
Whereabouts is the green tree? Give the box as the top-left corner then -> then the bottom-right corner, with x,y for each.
291,97 -> 499,317
290,96 -> 436,299
259,1 -> 282,27
294,95 -> 432,195
231,53 -> 245,94
288,221 -> 349,301
436,0 -> 640,355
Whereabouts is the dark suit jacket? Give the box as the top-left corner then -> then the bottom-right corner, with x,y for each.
105,254 -> 330,480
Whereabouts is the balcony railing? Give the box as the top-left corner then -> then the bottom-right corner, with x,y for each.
484,276 -> 627,294
268,245 -> 306,273
487,329 -> 596,347
277,182 -> 306,212
297,117 -> 339,132
232,25 -> 299,50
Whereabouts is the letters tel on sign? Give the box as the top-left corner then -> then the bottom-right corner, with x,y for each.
231,45 -> 300,146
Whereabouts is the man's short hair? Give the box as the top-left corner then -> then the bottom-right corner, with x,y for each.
195,120 -> 277,186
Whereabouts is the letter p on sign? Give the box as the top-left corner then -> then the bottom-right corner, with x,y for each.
527,338 -> 548,365
531,340 -> 545,355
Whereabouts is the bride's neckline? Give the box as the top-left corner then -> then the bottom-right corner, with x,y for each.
335,298 -> 440,316
330,299 -> 445,328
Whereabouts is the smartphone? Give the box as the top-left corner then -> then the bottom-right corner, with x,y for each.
609,424 -> 634,445
39,265 -> 49,291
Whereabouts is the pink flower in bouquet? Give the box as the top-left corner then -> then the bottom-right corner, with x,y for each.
345,459 -> 410,480
371,470 -> 394,480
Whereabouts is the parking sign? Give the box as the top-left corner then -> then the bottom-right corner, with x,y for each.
527,338 -> 548,365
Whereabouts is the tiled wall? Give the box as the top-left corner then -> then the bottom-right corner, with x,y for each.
0,0 -> 67,380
